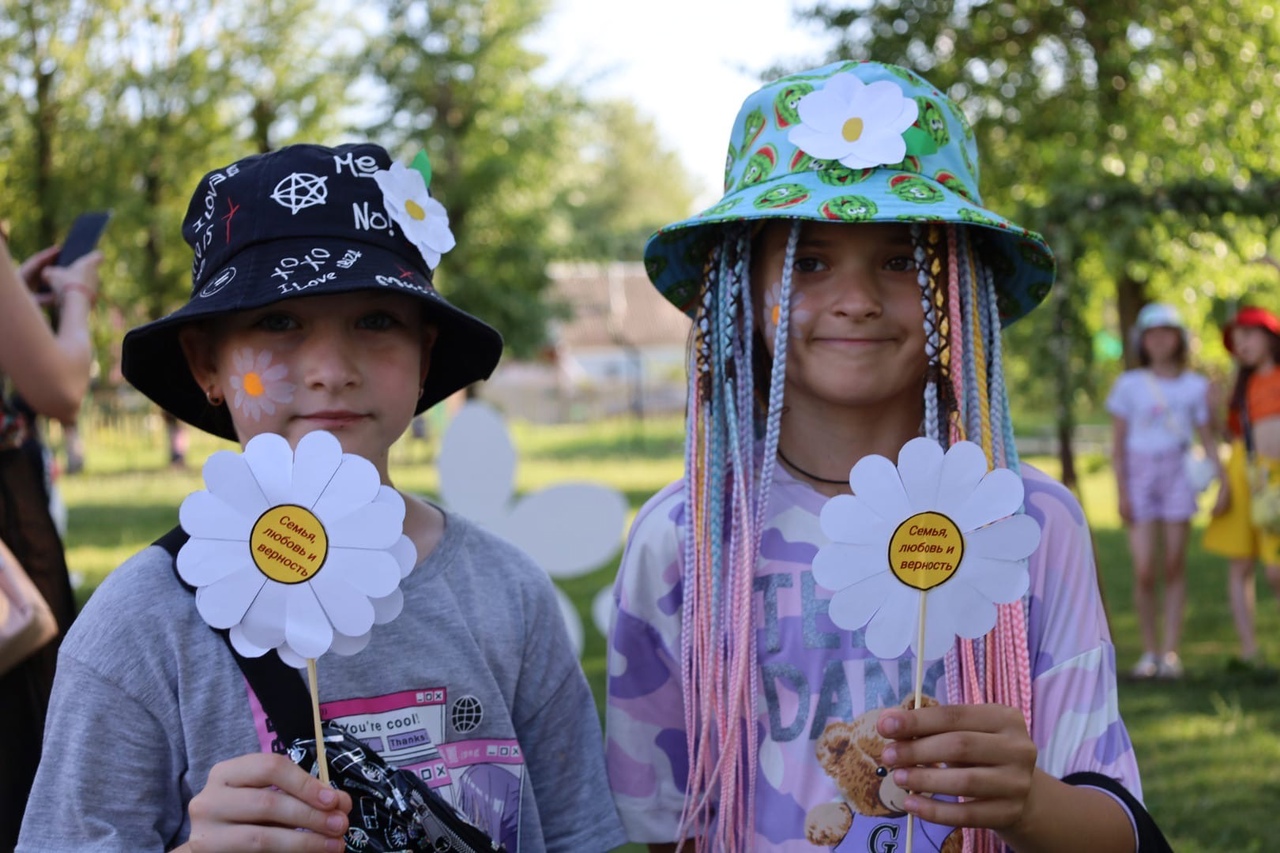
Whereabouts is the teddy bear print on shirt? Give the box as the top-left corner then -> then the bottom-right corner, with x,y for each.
805,696 -> 960,853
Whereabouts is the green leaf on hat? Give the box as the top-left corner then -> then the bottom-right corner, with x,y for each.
902,125 -> 939,157
410,149 -> 432,187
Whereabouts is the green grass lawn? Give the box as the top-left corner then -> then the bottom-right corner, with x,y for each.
54,414 -> 1277,851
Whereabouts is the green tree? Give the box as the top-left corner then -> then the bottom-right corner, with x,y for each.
553,98 -> 697,262
362,0 -> 581,358
800,0 -> 1280,483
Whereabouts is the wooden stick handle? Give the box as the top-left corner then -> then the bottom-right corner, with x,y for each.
306,658 -> 329,785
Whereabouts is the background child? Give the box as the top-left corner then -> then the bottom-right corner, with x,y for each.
1203,306 -> 1280,672
1105,302 -> 1222,680
17,143 -> 624,853
606,62 -> 1169,852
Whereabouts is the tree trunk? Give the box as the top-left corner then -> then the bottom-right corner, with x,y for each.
1116,273 -> 1146,368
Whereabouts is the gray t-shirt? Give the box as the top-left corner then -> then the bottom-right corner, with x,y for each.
17,509 -> 625,853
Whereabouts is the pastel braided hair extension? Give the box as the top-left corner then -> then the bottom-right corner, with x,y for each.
679,220 -> 1031,853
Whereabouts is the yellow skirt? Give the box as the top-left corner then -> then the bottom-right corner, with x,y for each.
1202,440 -> 1280,564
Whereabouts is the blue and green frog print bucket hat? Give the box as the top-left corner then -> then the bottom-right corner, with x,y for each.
643,60 -> 1056,326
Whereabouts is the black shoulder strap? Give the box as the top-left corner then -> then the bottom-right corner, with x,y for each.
154,525 -> 315,745
1063,771 -> 1174,852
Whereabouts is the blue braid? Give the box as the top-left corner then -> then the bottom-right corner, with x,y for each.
757,221 -> 799,529
913,225 -> 940,442
958,230 -> 982,443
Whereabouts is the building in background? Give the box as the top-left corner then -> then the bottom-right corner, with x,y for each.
481,262 -> 691,423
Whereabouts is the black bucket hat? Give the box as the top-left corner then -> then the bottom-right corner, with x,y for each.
121,142 -> 503,441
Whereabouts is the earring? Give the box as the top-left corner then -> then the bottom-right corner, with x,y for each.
206,388 -> 223,406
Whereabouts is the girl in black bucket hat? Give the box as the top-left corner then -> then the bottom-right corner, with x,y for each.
18,143 -> 625,853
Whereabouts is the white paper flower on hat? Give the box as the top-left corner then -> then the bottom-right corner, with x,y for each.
229,347 -> 296,422
176,430 -> 417,667
373,161 -> 456,269
437,401 -> 627,656
764,280 -> 813,336
788,74 -> 919,170
812,438 -> 1040,661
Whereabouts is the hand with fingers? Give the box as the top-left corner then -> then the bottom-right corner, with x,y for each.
876,701 -> 1037,834
176,752 -> 353,853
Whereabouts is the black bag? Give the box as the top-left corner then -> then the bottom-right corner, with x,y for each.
156,526 -> 506,853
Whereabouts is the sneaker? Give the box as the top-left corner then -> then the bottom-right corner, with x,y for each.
1156,652 -> 1183,680
1129,652 -> 1158,680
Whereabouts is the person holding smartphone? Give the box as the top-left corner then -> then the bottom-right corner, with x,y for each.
0,225 -> 101,849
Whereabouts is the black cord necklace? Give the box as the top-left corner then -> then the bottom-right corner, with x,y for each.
777,449 -> 848,485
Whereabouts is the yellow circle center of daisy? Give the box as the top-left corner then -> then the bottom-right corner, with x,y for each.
771,304 -> 781,326
404,199 -> 426,221
841,117 -> 864,142
243,372 -> 265,397
249,505 -> 329,584
888,511 -> 963,591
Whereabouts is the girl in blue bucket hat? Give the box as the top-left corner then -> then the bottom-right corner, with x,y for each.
606,62 -> 1171,852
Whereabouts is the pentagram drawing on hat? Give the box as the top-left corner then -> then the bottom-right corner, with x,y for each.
271,172 -> 328,214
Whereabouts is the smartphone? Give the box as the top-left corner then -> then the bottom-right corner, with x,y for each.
56,210 -> 112,267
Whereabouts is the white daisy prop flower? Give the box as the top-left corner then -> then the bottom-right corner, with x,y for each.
176,430 -> 417,668
812,437 -> 1041,662
373,160 -> 456,269
229,347 -> 295,422
436,401 -> 627,655
788,73 -> 920,170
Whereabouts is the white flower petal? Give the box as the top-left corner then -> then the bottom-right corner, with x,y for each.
310,570 -> 376,638
865,590 -> 920,659
371,588 -> 404,624
505,485 -> 627,578
943,584 -> 1001,644
202,451 -> 269,515
228,624 -> 272,659
897,437 -> 944,512
965,514 -> 1041,562
951,468 -> 1026,531
177,538 -> 255,587
288,431 -> 344,508
953,554 -> 1032,604
863,80 -> 917,125
788,124 -> 852,159
328,630 -> 372,656
438,402 -> 516,526
312,456 -> 382,523
848,455 -> 912,523
826,571 -> 896,633
390,535 -> 418,578
325,502 -> 405,549
812,542 -> 887,591
323,547 -> 401,598
819,494 -> 883,544
935,441 -> 990,517
920,584 -> 993,659
266,382 -> 296,404
796,86 -> 845,132
179,491 -> 256,541
283,585 -> 333,659
242,433 -> 295,504
240,581 -> 290,649
275,642 -> 308,669
196,566 -> 267,630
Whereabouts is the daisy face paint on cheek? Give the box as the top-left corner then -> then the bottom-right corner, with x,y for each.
229,347 -> 296,422
763,280 -> 813,336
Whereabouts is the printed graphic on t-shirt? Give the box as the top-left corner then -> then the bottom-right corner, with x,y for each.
251,686 -> 525,851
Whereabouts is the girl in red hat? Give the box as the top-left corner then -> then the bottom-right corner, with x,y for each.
1203,305 -> 1280,673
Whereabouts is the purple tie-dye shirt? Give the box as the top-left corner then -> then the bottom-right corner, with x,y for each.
605,463 -> 1142,849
